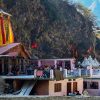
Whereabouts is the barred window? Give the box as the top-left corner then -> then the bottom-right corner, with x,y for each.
54,83 -> 61,92
83,81 -> 87,89
83,81 -> 99,89
90,82 -> 99,89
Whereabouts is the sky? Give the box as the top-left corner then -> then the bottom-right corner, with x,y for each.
72,0 -> 100,26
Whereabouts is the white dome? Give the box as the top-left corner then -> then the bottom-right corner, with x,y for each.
93,58 -> 100,67
87,56 -> 94,66
81,57 -> 91,67
81,56 -> 100,67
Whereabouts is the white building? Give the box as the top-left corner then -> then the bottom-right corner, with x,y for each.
81,56 -> 100,96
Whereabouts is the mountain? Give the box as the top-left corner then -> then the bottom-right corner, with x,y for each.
2,0 -> 96,59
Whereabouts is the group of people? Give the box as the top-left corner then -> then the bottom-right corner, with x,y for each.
68,89 -> 89,96
21,64 -> 67,79
6,61 -> 75,79
68,90 -> 81,96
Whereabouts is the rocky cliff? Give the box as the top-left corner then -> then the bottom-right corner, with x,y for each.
2,0 -> 96,59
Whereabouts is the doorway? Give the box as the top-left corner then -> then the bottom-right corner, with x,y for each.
67,82 -> 71,95
73,82 -> 77,92
65,61 -> 71,70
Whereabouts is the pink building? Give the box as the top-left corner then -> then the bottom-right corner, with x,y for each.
37,58 -> 76,70
0,57 -> 83,96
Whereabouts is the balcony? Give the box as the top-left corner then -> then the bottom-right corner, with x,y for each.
66,69 -> 100,78
1,66 -> 100,80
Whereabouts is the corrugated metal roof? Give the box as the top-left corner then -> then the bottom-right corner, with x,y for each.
0,43 -> 20,54
0,9 -> 12,16
7,52 -> 18,56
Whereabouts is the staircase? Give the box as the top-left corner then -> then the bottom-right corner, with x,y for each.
18,80 -> 36,96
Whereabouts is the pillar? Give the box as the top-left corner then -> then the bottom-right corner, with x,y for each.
19,59 -> 21,72
70,60 -> 75,70
50,69 -> 54,79
62,60 -> 65,68
8,58 -> 11,74
54,60 -> 57,68
78,68 -> 81,76
38,60 -> 41,67
64,69 -> 67,78
90,68 -> 93,77
1,58 -> 4,74
34,69 -> 37,78
23,59 -> 26,73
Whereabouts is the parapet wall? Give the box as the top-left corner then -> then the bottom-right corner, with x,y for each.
0,96 -> 100,100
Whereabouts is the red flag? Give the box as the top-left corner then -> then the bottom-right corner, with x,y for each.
31,42 -> 37,48
0,17 -> 6,44
87,46 -> 93,53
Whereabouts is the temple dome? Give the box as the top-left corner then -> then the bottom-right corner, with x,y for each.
81,55 -> 100,67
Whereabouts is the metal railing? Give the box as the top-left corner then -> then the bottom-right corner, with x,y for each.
1,67 -> 100,79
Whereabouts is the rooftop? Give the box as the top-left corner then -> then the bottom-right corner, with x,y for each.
0,43 -> 20,54
0,9 -> 11,16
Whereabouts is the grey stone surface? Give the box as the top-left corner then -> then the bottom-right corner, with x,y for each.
0,96 -> 100,100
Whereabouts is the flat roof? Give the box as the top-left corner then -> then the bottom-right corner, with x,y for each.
0,75 -> 51,80
84,77 -> 100,80
37,58 -> 75,61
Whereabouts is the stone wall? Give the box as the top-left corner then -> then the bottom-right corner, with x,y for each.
0,96 -> 100,100
0,77 -> 9,94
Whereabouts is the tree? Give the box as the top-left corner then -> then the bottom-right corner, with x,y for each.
4,0 -> 96,58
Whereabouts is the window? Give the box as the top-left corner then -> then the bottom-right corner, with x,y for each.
83,81 -> 87,89
83,81 -> 99,89
54,83 -> 61,92
73,79 -> 76,81
65,61 -> 71,70
68,79 -> 72,81
90,82 -> 99,89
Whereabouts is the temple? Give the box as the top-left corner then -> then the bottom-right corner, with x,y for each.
0,10 -> 100,96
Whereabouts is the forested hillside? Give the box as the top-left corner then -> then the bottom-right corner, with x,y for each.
1,0 -> 97,59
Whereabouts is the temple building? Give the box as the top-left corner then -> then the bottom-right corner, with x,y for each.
1,9 -> 100,96
0,10 -> 84,96
81,56 -> 100,96
0,9 -> 30,76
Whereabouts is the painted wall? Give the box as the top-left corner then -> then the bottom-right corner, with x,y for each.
34,80 -> 49,95
84,79 -> 100,96
40,60 -> 54,66
49,78 -> 83,96
77,78 -> 83,94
